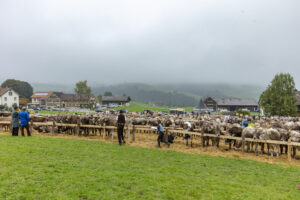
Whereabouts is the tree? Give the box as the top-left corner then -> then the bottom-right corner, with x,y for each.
97,95 -> 102,104
104,91 -> 113,96
74,80 -> 91,94
259,73 -> 298,116
1,79 -> 33,99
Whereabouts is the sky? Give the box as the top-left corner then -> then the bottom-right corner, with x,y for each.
0,0 -> 300,87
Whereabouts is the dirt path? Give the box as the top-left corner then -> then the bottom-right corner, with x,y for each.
1,131 -> 300,167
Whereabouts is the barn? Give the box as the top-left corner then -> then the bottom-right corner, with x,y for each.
203,97 -> 258,112
101,95 -> 131,107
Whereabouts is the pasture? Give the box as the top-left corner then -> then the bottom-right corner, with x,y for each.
107,101 -> 194,113
0,134 -> 299,199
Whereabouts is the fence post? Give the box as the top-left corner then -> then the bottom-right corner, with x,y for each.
9,120 -> 12,133
30,121 -> 33,134
76,118 -> 80,136
51,121 -> 55,134
287,138 -> 292,162
126,124 -> 130,139
201,130 -> 204,147
242,137 -> 245,153
132,125 -> 135,142
103,123 -> 106,139
111,128 -> 114,140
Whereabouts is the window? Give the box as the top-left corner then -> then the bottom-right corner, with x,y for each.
9,92 -> 12,96
14,97 -> 17,101
4,97 -> 7,101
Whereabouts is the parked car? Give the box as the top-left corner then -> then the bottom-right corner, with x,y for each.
96,109 -> 104,113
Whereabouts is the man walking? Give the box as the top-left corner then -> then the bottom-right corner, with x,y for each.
18,107 -> 31,136
116,110 -> 126,145
11,105 -> 19,136
157,120 -> 170,148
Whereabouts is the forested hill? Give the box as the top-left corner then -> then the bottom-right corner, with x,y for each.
92,83 -> 264,107
31,82 -> 263,107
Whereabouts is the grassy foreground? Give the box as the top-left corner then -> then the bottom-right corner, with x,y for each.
0,135 -> 299,200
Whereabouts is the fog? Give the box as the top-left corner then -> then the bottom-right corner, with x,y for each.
0,0 -> 300,87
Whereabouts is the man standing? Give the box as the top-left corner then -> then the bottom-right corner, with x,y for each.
11,105 -> 19,136
18,107 -> 31,136
116,110 -> 126,145
157,120 -> 170,148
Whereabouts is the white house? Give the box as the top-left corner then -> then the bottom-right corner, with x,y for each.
0,88 -> 19,108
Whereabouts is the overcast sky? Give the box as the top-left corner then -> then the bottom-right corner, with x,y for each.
0,0 -> 300,87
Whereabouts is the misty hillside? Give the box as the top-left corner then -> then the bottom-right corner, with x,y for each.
31,82 -> 264,107
93,83 -> 264,107
31,83 -> 74,93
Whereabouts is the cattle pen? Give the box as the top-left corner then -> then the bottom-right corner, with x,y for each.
1,120 -> 300,162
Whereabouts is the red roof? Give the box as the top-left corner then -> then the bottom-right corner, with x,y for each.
31,91 -> 53,99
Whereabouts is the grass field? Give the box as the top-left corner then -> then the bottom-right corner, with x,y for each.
30,101 -> 194,115
0,135 -> 299,199
108,101 -> 194,113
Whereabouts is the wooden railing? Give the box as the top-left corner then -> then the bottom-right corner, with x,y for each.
1,120 -> 299,161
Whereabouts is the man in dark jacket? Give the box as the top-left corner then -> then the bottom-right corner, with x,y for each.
157,120 -> 170,148
116,110 -> 126,145
18,107 -> 31,136
11,105 -> 19,136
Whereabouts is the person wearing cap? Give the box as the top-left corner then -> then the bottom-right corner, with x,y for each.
18,107 -> 31,136
11,105 -> 20,136
116,110 -> 126,145
157,120 -> 170,148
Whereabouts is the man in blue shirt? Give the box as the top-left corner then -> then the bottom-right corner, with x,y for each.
18,107 -> 31,136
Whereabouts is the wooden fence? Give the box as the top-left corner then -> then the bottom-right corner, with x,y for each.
1,120 -> 299,161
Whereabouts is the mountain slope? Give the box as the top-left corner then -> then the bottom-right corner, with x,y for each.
31,82 -> 264,107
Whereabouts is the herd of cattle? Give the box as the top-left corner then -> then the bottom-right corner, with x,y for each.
1,112 -> 300,158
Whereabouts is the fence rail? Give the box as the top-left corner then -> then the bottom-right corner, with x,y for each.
0,120 -> 299,161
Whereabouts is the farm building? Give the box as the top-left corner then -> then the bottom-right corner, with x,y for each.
58,93 -> 95,108
203,97 -> 258,112
30,91 -> 53,107
101,95 -> 131,106
0,88 -> 19,108
30,91 -> 95,108
193,99 -> 211,113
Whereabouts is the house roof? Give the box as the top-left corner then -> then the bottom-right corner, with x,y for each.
31,91 -> 53,99
60,94 -> 94,102
0,88 -> 10,96
214,98 -> 258,106
102,95 -> 131,102
195,99 -> 208,109
296,91 -> 300,106
0,88 -> 19,97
